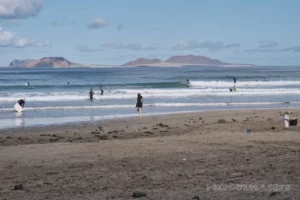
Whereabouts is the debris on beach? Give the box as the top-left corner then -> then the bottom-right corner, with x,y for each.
132,191 -> 147,198
218,119 -> 226,123
14,184 -> 23,190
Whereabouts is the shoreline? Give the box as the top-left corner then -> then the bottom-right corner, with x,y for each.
1,107 -> 297,132
1,108 -> 300,145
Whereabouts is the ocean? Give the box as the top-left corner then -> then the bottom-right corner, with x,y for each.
1,66 -> 300,129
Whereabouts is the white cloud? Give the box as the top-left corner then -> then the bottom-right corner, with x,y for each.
76,45 -> 102,53
258,41 -> 278,48
172,40 -> 241,51
102,41 -> 156,51
0,26 -> 51,48
87,18 -> 108,29
0,0 -> 43,19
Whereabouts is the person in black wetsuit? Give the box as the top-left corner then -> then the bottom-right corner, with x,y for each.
229,87 -> 233,92
100,86 -> 104,95
18,99 -> 26,107
136,93 -> 143,117
89,89 -> 94,100
233,77 -> 236,84
186,79 -> 190,84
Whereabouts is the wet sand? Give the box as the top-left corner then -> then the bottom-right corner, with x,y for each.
0,109 -> 300,200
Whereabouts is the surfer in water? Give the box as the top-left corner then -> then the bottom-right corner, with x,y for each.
136,93 -> 143,117
186,79 -> 190,84
25,82 -> 30,86
89,88 -> 94,100
100,86 -> 104,95
18,99 -> 26,108
233,77 -> 237,84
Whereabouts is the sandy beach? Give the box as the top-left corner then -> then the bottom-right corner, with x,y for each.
0,109 -> 299,200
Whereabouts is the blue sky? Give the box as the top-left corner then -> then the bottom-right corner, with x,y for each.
0,0 -> 299,66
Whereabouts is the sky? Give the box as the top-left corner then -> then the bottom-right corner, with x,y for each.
0,0 -> 300,66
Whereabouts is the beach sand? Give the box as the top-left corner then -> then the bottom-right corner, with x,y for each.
0,109 -> 299,200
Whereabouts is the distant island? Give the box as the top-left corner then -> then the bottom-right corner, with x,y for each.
121,55 -> 253,67
9,55 -> 253,68
9,57 -> 110,68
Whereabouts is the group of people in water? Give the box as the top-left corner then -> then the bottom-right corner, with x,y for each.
19,77 -> 238,118
229,77 -> 237,92
89,86 -> 104,100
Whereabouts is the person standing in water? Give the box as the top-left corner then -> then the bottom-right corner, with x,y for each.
233,77 -> 237,84
89,88 -> 94,100
229,87 -> 233,92
100,86 -> 104,95
233,85 -> 237,92
18,98 -> 26,107
136,93 -> 143,117
186,79 -> 190,84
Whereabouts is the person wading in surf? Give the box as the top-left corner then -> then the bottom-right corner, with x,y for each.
89,88 -> 94,100
136,93 -> 143,117
18,98 -> 26,107
100,86 -> 104,95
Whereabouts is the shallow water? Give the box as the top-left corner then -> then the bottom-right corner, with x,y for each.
0,66 -> 299,129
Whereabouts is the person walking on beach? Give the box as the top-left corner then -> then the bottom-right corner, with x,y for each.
89,88 -> 94,100
100,86 -> 104,95
136,93 -> 143,117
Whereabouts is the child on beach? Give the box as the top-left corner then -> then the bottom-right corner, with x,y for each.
136,93 -> 143,117
284,112 -> 289,128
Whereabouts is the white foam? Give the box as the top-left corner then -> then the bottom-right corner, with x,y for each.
189,80 -> 300,87
0,101 -> 297,112
1,88 -> 300,102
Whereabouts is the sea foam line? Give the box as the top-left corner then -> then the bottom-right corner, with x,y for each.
0,102 -> 296,112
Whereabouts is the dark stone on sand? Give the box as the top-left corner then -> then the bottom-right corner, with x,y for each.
192,196 -> 200,200
6,136 -> 12,139
270,192 -> 280,196
49,138 -> 60,142
132,191 -> 147,198
156,123 -> 168,128
96,135 -> 108,140
144,131 -> 154,135
14,184 -> 23,190
199,117 -> 202,120
271,127 -> 276,130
